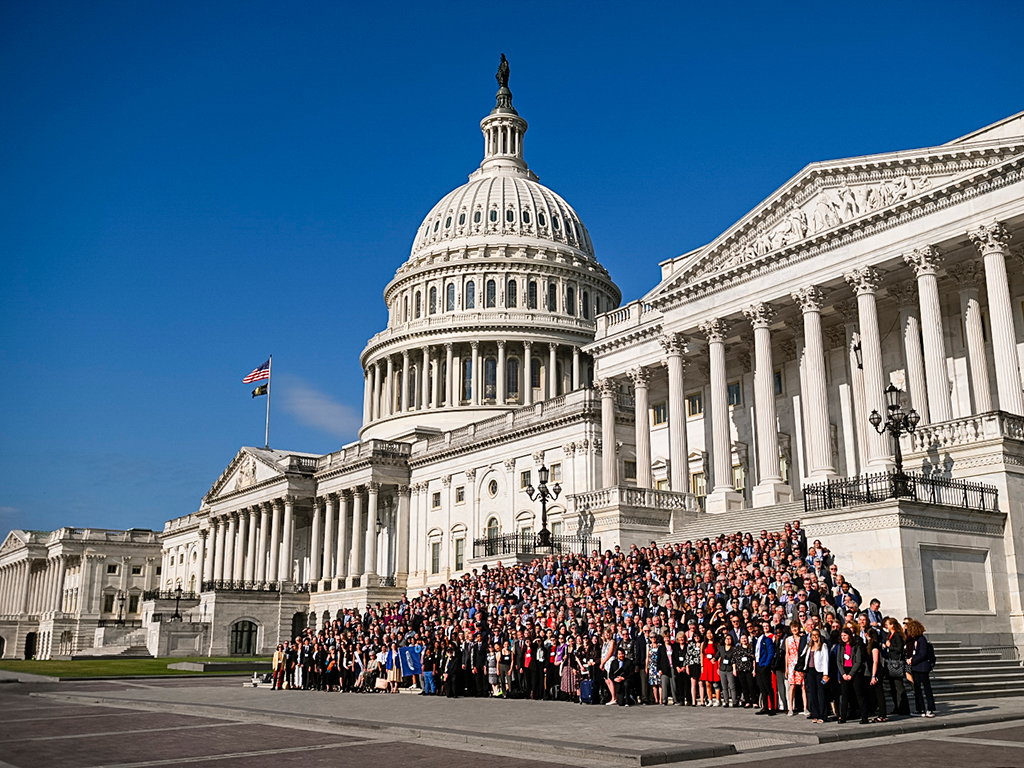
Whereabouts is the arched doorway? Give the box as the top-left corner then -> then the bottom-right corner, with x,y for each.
290,612 -> 306,641
0,636 -> 5,659
24,632 -> 37,660
229,620 -> 257,656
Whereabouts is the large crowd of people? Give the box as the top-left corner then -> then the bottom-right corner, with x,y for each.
268,520 -> 939,722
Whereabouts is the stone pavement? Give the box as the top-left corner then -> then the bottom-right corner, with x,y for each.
3,678 -> 1024,767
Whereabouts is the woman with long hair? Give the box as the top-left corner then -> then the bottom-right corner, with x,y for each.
864,629 -> 886,721
882,617 -> 910,716
647,633 -> 663,705
734,634 -> 756,708
600,628 -> 617,705
699,629 -> 720,706
718,633 -> 739,707
784,620 -> 805,716
802,627 -> 830,723
683,625 -> 702,706
904,618 -> 936,717
836,626 -> 869,724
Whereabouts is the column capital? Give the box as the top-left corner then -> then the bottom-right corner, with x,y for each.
260,501 -> 273,513
198,529 -> 209,540
470,340 -> 479,350
658,332 -> 688,355
397,484 -> 410,497
903,245 -> 942,277
444,342 -> 454,352
313,495 -> 326,509
596,378 -> 617,397
367,481 -> 382,493
948,260 -> 983,289
271,499 -> 283,513
627,366 -> 651,387
339,488 -> 353,501
844,265 -> 884,295
503,459 -> 516,472
465,467 -> 477,481
402,349 -> 410,361
742,302 -> 776,329
699,317 -> 730,344
968,221 -> 1011,256
563,442 -> 577,456
282,494 -> 296,504
441,475 -> 452,487
791,286 -> 827,313
523,339 -> 532,350
496,339 -> 506,350
888,280 -> 919,308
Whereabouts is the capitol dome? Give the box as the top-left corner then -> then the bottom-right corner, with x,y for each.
359,56 -> 620,441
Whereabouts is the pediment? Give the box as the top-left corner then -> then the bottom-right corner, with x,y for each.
648,136 -> 1024,304
203,448 -> 286,503
0,530 -> 28,557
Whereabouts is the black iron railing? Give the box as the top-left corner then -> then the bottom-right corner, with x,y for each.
97,619 -> 143,628
142,590 -> 198,601
473,532 -> 601,560
803,471 -> 998,513
379,576 -> 397,587
201,580 -> 280,593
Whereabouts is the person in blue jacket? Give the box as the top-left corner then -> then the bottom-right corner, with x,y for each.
752,622 -> 776,715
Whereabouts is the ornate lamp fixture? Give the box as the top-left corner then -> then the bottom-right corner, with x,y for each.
525,465 -> 561,548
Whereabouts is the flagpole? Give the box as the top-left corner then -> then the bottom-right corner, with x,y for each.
264,355 -> 272,449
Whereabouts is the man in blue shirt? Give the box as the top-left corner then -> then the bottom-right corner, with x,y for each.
752,622 -> 776,715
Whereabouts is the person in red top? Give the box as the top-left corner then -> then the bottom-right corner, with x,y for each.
699,629 -> 721,706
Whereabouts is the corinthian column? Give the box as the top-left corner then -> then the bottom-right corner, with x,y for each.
372,361 -> 382,421
385,356 -> 395,416
470,341 -> 480,405
628,366 -> 653,488
659,333 -> 689,493
198,529 -> 210,590
396,485 -> 411,585
792,286 -> 838,479
364,483 -> 379,580
401,350 -> 411,412
421,346 -> 431,410
969,222 -> 1023,416
904,246 -> 953,423
598,378 -> 618,486
322,493 -> 335,588
244,507 -> 258,583
223,514 -> 237,583
232,510 -> 247,583
845,266 -> 893,469
269,500 -> 282,583
701,318 -> 742,512
888,282 -> 929,422
309,496 -> 323,584
279,495 -> 295,583
523,341 -> 533,405
444,343 -> 455,407
949,261 -> 992,414
255,502 -> 270,584
497,341 -> 507,403
548,343 -> 558,399
350,489 -> 364,584
743,302 -> 792,505
338,491 -> 351,586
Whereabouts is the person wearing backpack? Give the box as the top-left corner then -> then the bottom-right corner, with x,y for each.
904,618 -> 936,717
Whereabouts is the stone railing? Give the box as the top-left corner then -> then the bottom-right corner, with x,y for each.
366,311 -> 596,347
903,410 -> 1024,454
317,439 -> 412,471
571,486 -> 697,512
595,299 -> 660,338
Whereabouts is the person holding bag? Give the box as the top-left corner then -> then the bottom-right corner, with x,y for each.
905,618 -> 937,717
882,617 -> 910,716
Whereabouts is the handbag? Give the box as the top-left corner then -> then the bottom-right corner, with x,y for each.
374,677 -> 389,690
884,657 -> 904,678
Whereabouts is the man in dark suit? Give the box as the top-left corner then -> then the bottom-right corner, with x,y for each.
442,647 -> 459,698
752,623 -> 776,715
609,648 -> 633,706
472,633 -> 487,696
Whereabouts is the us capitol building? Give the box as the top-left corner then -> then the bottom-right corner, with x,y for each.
3,60 -> 1024,661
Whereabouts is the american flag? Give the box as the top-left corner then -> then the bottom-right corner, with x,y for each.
243,360 -> 271,383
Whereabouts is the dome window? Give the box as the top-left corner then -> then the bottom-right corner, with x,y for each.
474,211 -> 482,224
538,212 -> 546,227
506,280 -> 517,308
465,281 -> 475,309
415,291 -> 422,319
552,215 -> 560,231
459,213 -> 466,226
582,291 -> 590,319
433,220 -> 440,233
445,216 -> 452,228
566,286 -> 576,316
522,210 -> 531,224
506,209 -> 515,223
446,283 -> 456,312
429,287 -> 437,315
548,283 -> 558,312
527,281 -> 538,310
489,209 -> 498,223
485,279 -> 496,308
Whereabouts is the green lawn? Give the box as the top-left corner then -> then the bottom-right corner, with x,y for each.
0,656 -> 271,678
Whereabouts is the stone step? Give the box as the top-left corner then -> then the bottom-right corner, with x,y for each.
934,685 -> 1024,700
662,501 -> 806,543
933,668 -> 1024,682
933,660 -> 1024,673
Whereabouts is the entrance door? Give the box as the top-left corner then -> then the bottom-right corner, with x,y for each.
229,621 -> 257,656
24,632 -> 37,660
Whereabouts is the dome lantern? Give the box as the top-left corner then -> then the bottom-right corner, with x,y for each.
478,54 -> 531,178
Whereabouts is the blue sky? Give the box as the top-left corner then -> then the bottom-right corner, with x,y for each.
2,0 -> 1021,534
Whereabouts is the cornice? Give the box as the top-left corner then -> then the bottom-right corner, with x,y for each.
586,322 -> 664,357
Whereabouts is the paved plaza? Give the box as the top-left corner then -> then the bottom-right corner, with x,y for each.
1,677 -> 1024,767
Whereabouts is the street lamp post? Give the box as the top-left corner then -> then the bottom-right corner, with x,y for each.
172,583 -> 183,620
525,465 -> 561,549
116,590 -> 126,626
868,384 -> 920,497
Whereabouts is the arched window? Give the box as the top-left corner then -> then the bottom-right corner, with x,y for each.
459,212 -> 466,226
522,210 -> 531,224
474,210 -> 482,223
595,295 -> 602,314
486,517 -> 499,539
465,281 -> 475,309
566,286 -> 576,316
527,281 -> 537,309
506,209 -> 515,223
403,296 -> 409,322
486,280 -> 496,308
462,358 -> 472,402
429,286 -> 437,314
531,358 -> 542,389
582,291 -> 590,319
507,358 -> 520,401
414,291 -> 422,319
230,620 -> 258,655
506,280 -> 517,308
440,360 -> 447,404
446,283 -> 456,312
538,212 -> 547,227
548,283 -> 557,312
484,357 -> 497,401
489,209 -> 498,222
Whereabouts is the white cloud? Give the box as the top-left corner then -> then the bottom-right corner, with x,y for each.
278,375 -> 361,439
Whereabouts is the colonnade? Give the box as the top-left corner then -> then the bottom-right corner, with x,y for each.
363,341 -> 585,424
598,222 -> 1024,512
0,556 -> 69,616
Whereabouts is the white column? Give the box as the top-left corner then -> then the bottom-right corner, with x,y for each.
234,510 -> 248,582
497,340 -> 507,404
599,378 -> 618,486
310,496 -> 323,584
430,349 -> 440,408
213,517 -> 227,582
845,266 -> 893,468
628,366 -> 653,488
280,495 -> 295,583
421,346 -> 430,410
401,350 -> 411,412
322,493 -> 335,586
445,343 -> 456,407
363,368 -> 372,425
548,343 -> 558,399
223,513 -> 237,583
470,341 -> 480,405
904,246 -> 953,423
372,361 -> 382,421
701,318 -> 743,512
744,303 -> 792,505
255,503 -> 270,584
889,282 -> 930,423
196,530 -> 208,592
385,356 -> 395,416
339,491 -> 352,585
969,222 -> 1022,415
660,334 -> 689,493
950,261 -> 992,414
572,347 -> 581,390
269,501 -> 282,583
202,525 -> 215,583
349,490 -> 363,584
523,341 -> 534,405
364,485 -> 379,579
244,507 -> 257,583
397,485 -> 410,585
792,286 -> 838,479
